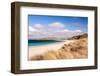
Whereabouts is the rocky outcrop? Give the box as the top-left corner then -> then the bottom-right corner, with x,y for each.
68,33 -> 88,40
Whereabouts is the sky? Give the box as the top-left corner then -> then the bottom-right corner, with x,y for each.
28,15 -> 88,39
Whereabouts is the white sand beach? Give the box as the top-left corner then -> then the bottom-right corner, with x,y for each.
29,40 -> 74,59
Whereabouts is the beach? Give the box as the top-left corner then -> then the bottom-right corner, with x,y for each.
29,40 -> 74,60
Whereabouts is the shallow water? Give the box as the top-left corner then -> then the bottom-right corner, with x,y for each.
28,40 -> 64,46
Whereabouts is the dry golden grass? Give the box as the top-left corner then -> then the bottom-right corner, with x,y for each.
30,38 -> 88,60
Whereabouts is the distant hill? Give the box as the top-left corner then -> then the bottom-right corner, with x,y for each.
68,33 -> 88,40
29,33 -> 87,40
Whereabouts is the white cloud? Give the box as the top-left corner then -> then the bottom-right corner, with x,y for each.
29,22 -> 83,39
74,30 -> 82,32
60,29 -> 70,32
33,24 -> 44,29
49,22 -> 65,28
29,26 -> 38,32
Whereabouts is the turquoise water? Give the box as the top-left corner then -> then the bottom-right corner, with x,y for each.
28,40 -> 64,46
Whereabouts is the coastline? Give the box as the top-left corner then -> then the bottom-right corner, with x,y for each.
29,40 -> 75,59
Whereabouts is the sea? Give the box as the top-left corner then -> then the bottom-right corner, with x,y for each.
28,40 -> 64,46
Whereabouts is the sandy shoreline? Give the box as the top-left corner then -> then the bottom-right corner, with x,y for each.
29,40 -> 74,59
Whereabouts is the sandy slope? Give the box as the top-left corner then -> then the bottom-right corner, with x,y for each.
29,38 -> 88,60
29,40 -> 74,59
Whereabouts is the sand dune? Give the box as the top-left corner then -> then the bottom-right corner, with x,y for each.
29,38 -> 88,60
29,40 -> 74,59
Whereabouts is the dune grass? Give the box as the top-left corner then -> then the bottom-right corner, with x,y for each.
30,38 -> 88,60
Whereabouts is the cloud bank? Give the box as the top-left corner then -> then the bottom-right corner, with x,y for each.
29,22 -> 83,39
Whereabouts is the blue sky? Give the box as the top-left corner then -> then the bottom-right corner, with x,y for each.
28,15 -> 88,32
28,15 -> 88,39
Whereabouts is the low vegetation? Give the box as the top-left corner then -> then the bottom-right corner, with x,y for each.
30,37 -> 88,60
